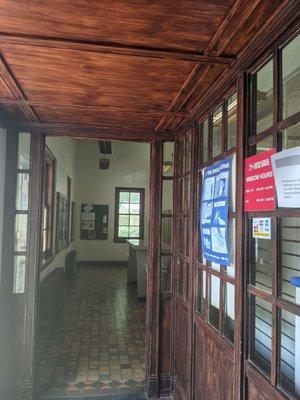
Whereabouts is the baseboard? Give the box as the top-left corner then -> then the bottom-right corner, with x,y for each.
77,260 -> 127,267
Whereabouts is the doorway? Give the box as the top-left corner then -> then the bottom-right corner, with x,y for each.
34,137 -> 151,399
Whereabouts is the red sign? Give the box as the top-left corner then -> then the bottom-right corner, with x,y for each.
244,149 -> 276,211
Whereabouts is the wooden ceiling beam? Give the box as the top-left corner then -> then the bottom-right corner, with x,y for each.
15,121 -> 174,142
0,54 -> 40,121
0,98 -> 187,117
0,33 -> 236,65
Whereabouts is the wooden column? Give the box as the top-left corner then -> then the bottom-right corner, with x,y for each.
234,73 -> 247,400
23,132 -> 45,399
146,140 -> 163,398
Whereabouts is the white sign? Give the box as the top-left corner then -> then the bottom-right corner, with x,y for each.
81,212 -> 95,221
271,146 -> 300,208
252,218 -> 271,239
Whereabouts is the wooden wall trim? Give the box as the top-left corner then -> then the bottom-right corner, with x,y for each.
15,122 -> 174,143
146,140 -> 163,398
234,73 -> 247,400
0,32 -> 236,64
0,54 -> 40,122
23,132 -> 45,390
245,362 -> 286,400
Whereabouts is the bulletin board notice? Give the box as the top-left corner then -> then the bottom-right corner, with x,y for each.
80,204 -> 109,240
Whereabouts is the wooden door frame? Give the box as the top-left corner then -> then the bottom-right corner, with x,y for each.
5,134 -> 164,399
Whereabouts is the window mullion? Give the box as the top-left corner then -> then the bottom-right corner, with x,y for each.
271,216 -> 278,386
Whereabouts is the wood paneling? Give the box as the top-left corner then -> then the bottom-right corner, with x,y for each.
159,293 -> 173,373
174,299 -> 189,397
0,1 -> 234,51
248,380 -> 270,400
193,327 -> 234,400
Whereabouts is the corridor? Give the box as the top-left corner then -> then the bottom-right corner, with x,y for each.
36,265 -> 146,399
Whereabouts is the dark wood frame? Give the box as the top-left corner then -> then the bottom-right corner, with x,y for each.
55,192 -> 69,253
41,146 -> 56,263
67,175 -> 71,244
113,187 -> 145,243
194,87 -> 237,339
70,201 -> 76,243
245,26 -> 300,399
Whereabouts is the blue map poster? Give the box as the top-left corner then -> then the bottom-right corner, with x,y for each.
200,157 -> 232,265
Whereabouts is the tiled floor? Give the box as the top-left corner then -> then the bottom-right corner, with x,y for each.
36,265 -> 146,399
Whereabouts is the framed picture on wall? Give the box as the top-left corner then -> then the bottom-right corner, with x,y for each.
70,201 -> 76,242
55,192 -> 69,253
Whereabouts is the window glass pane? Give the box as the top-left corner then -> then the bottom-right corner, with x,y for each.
212,106 -> 223,157
161,216 -> 172,252
119,215 -> 129,225
250,296 -> 272,376
119,203 -> 129,214
282,34 -> 300,119
230,153 -> 236,212
282,122 -> 300,149
161,255 -> 171,292
15,173 -> 29,211
163,142 -> 174,177
129,226 -> 139,238
18,133 -> 31,170
251,218 -> 273,293
198,269 -> 206,317
279,309 -> 300,397
119,192 -> 129,203
209,274 -> 220,330
42,228 -> 47,253
162,179 -> 173,213
255,136 -> 273,154
118,226 -> 129,237
210,262 -> 220,272
14,214 -> 28,252
227,218 -> 236,277
130,192 -> 140,204
224,283 -> 235,343
130,203 -> 140,214
129,215 -> 140,226
281,217 -> 300,305
13,255 -> 26,294
227,93 -> 237,149
255,59 -> 274,134
202,118 -> 209,163
43,207 -> 48,230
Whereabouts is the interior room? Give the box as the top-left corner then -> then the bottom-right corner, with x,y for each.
34,137 -> 172,399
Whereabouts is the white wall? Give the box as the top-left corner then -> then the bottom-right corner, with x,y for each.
0,127 -> 6,278
75,140 -> 150,262
40,137 -> 79,281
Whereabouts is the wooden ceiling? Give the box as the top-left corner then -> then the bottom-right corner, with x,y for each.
0,0 -> 293,141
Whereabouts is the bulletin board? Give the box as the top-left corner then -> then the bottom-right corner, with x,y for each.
80,204 -> 109,240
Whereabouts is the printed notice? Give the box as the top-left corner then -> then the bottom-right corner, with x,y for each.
200,157 -> 232,265
244,149 -> 276,211
271,146 -> 300,208
252,218 -> 271,239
